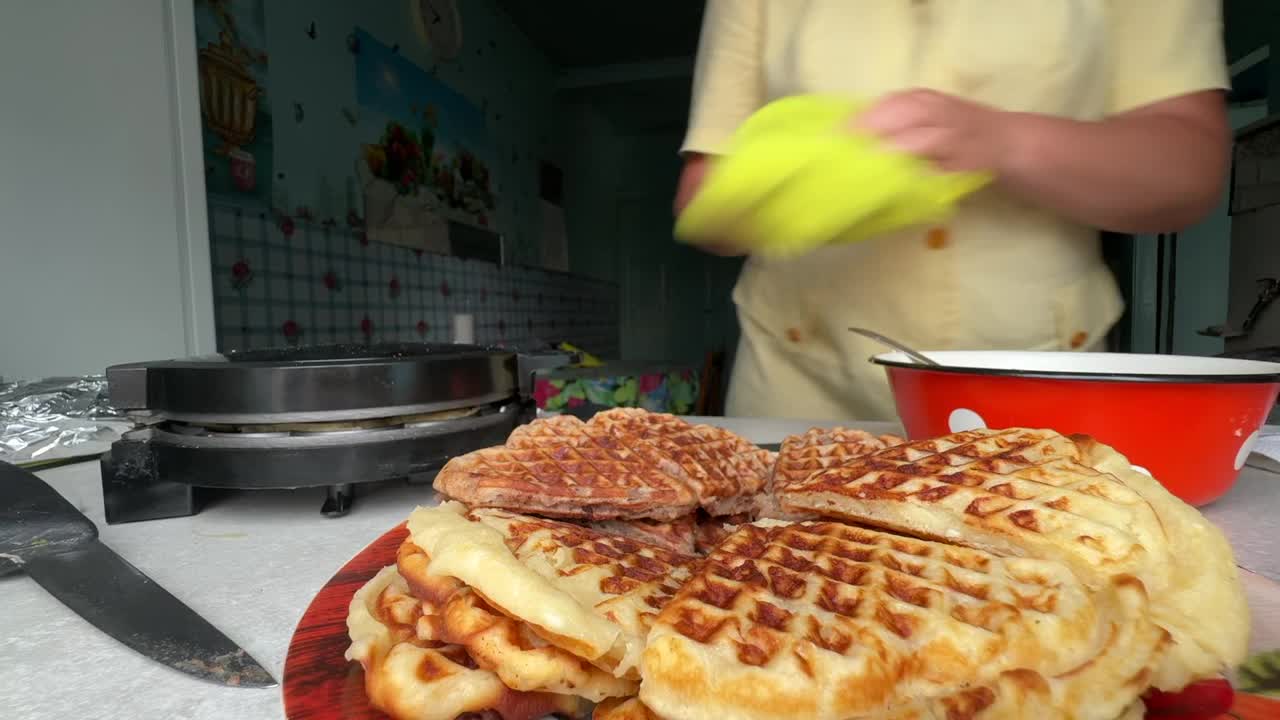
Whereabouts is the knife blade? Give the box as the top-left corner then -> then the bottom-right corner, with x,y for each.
0,460 -> 276,688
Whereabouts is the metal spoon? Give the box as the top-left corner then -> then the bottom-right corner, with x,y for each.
848,327 -> 940,367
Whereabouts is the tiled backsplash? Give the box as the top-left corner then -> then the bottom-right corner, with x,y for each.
209,196 -> 619,355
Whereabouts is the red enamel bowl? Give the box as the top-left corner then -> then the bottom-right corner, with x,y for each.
872,351 -> 1280,506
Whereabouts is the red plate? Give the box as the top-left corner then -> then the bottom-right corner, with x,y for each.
283,523 -> 1280,720
283,523 -> 407,720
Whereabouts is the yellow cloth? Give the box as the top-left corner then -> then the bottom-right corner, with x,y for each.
676,95 -> 989,258
558,342 -> 604,368
683,0 -> 1229,421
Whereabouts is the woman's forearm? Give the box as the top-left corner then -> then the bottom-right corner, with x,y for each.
996,93 -> 1229,234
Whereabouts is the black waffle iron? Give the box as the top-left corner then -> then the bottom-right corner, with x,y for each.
99,343 -> 569,524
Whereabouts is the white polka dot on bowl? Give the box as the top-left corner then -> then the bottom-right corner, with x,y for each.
1235,429 -> 1260,471
947,408 -> 986,433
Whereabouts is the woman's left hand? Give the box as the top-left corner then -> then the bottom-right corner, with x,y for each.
855,89 -> 1016,174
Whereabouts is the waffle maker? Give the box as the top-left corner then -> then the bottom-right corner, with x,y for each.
99,343 -> 570,524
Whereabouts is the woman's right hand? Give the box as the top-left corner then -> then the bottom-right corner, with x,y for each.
674,153 -> 748,257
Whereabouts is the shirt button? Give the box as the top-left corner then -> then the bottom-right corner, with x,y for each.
926,227 -> 949,249
786,327 -> 803,343
1069,331 -> 1089,349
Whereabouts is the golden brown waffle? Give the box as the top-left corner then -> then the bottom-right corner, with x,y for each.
395,540 -> 638,702
638,521 -> 1167,720
434,416 -> 697,521
592,683 -> 1145,720
344,565 -> 584,720
775,428 -> 1253,691
1074,435 -> 1250,690
592,697 -> 662,720
589,409 -> 774,515
506,413 -> 591,447
436,410 -> 775,521
583,515 -> 698,555
756,428 -> 903,521
407,502 -> 700,679
772,427 -> 904,493
693,511 -> 752,555
776,428 -> 1169,591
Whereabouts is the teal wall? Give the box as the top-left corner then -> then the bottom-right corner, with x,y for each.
558,105 -> 742,366
208,0 -> 739,365
254,0 -> 559,265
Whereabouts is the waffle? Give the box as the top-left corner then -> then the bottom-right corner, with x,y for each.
694,511 -> 752,555
589,409 -> 774,515
776,428 -> 1169,592
395,539 -> 638,702
434,415 -> 697,521
757,428 -> 903,520
592,698 -> 662,720
440,417 -> 701,517
638,521 -> 1166,720
344,565 -> 584,720
435,411 -> 774,520
772,427 -> 904,493
407,502 -> 700,678
1074,435 -> 1250,690
592,686 -> 1146,720
583,515 -> 698,555
506,413 -> 591,447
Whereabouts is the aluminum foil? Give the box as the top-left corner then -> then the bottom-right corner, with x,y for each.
0,376 -> 130,465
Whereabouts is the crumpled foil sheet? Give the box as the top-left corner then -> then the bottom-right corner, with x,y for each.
0,376 -> 131,465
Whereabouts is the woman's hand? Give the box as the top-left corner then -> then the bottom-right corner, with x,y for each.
675,152 -> 749,256
855,87 -> 1228,232
855,89 -> 1015,174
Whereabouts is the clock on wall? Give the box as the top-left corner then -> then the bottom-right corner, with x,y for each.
411,0 -> 463,62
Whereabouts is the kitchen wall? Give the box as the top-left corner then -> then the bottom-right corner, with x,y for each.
208,196 -> 619,355
558,97 -> 743,367
0,0 -> 213,380
198,0 -> 622,355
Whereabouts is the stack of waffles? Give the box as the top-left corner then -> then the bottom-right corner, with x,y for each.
345,410 -> 1250,720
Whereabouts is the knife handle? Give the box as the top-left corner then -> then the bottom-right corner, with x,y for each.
0,460 -> 97,566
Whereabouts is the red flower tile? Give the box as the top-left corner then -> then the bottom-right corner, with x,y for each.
322,271 -> 339,291
360,315 -> 373,337
389,275 -> 401,299
416,320 -> 428,335
282,319 -> 301,339
440,280 -> 451,297
278,217 -> 295,237
231,259 -> 252,289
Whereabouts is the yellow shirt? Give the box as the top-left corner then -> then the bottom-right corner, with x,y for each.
683,0 -> 1229,421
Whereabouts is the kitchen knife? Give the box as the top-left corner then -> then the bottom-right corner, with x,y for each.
0,460 -> 276,688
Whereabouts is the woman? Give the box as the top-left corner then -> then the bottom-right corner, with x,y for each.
677,0 -> 1230,421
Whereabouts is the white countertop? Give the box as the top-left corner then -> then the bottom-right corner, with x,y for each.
3,417 -> 1278,720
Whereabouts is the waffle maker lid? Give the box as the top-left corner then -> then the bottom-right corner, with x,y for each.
106,342 -> 519,424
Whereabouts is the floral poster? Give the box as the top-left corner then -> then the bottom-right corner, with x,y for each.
353,28 -> 497,250
194,0 -> 273,205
